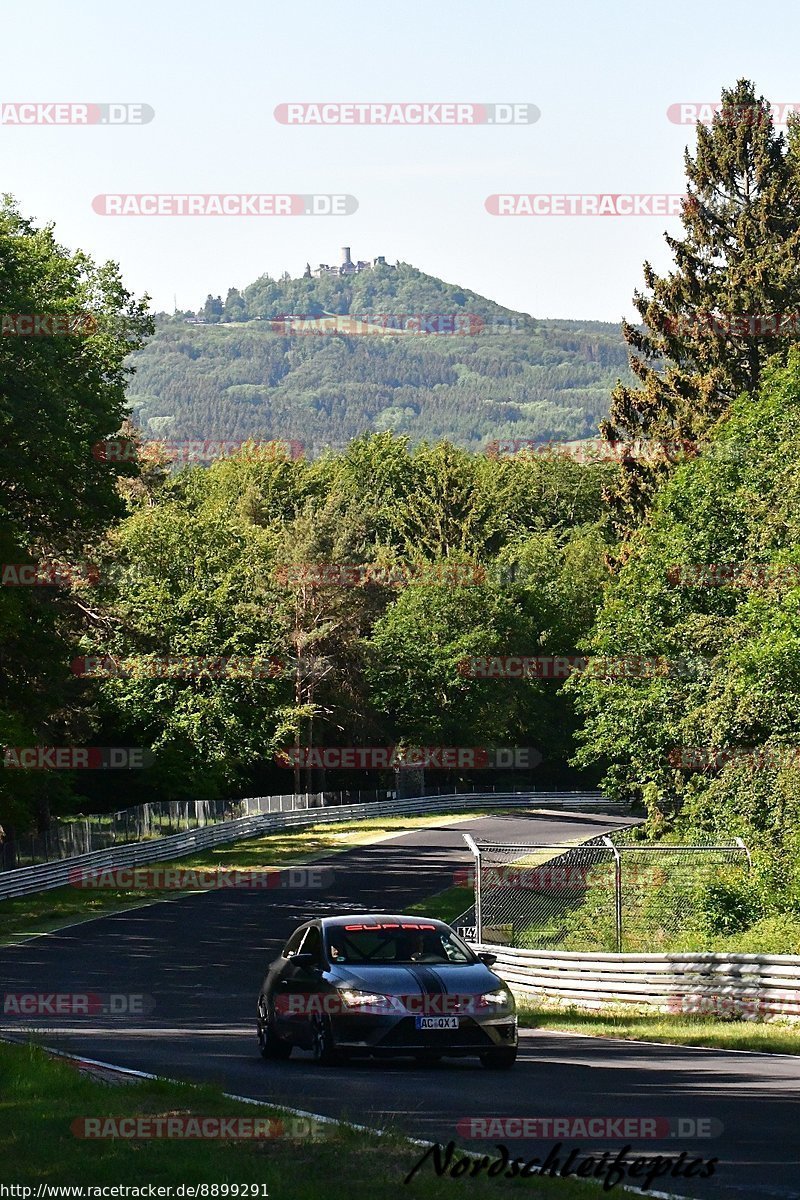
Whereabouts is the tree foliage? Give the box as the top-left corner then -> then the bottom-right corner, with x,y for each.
0,197 -> 152,836
65,437 -> 613,811
574,349 -> 800,864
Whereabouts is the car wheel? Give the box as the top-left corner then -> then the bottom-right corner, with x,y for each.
480,1047 -> 517,1069
257,998 -> 292,1060
311,1015 -> 343,1066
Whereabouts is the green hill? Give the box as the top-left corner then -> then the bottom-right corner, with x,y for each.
127,262 -> 631,454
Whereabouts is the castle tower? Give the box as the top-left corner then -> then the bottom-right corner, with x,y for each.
341,246 -> 352,265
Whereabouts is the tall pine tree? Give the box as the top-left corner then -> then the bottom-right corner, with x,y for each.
604,80 -> 800,537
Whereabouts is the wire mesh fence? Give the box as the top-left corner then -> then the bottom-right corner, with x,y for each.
457,831 -> 751,952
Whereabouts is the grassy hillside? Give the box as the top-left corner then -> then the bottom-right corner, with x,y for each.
127,263 -> 631,454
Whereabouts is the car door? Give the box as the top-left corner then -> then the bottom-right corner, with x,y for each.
266,924 -> 306,1032
273,923 -> 326,1047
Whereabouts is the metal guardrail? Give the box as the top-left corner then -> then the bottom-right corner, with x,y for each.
0,790 -> 617,901
0,790 -> 398,870
472,943 -> 800,1019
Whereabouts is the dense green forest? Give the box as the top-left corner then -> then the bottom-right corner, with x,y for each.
127,264 -> 632,453
75,437 -> 613,804
6,79 -> 800,950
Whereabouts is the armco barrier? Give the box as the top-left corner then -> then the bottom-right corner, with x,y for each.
472,944 -> 800,1020
1,791 -> 369,869
0,791 -> 619,901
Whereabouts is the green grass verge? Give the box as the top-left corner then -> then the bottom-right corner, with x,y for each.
517,1002 -> 800,1054
407,886 -> 474,925
0,811 -> 497,946
1,1041 -> 600,1197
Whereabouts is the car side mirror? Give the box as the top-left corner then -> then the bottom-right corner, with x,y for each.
290,952 -> 315,966
478,952 -> 497,967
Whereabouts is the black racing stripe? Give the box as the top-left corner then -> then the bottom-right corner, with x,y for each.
406,967 -> 478,1016
406,965 -> 446,996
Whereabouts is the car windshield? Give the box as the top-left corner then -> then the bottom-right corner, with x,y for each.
325,921 -> 474,965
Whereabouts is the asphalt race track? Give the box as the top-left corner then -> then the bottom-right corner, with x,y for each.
2,808 -> 799,1200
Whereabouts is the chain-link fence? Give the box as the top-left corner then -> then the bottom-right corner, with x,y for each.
456,831 -> 751,952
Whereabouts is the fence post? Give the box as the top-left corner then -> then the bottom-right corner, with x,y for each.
603,835 -> 622,952
734,836 -> 753,869
463,833 -> 482,944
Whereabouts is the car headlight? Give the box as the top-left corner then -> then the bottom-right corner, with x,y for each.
337,988 -> 396,1012
478,987 -> 514,1009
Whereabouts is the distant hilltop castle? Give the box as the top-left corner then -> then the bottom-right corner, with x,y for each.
306,247 -> 394,279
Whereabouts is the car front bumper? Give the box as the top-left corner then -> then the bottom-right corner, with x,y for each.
329,1013 -> 518,1056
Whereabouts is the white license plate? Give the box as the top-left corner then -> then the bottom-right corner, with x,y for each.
415,1016 -> 460,1030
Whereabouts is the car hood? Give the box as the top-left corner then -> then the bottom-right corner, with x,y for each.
326,961 -> 507,997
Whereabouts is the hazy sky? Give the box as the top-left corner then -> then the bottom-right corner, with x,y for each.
2,1 -> 797,321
